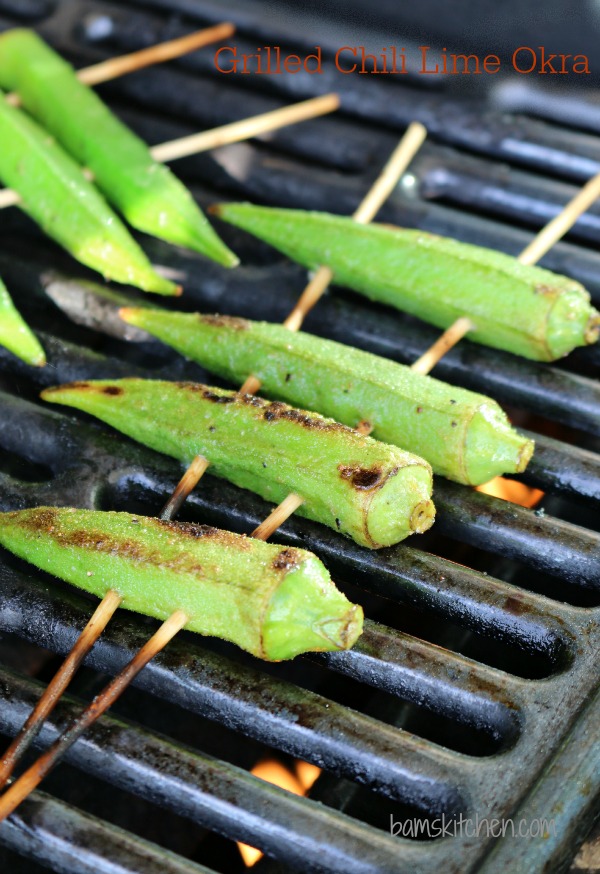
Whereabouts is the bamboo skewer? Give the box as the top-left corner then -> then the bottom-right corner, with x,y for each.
251,493 -> 305,541
160,455 -> 210,522
283,122 -> 428,333
152,93 -> 340,163
410,170 -> 600,375
0,589 -> 122,791
0,610 -> 188,824
4,23 -> 235,108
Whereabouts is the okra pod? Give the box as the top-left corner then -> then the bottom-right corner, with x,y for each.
0,30 -> 238,268
42,379 -> 435,549
0,88 -> 177,295
212,203 -> 600,361
0,276 -> 45,366
119,309 -> 534,486
0,507 -> 363,660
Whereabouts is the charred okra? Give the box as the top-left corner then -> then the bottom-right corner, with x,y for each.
118,309 -> 534,486
0,507 -> 363,660
0,30 -> 238,268
42,379 -> 435,549
212,203 -> 600,361
0,88 -> 177,295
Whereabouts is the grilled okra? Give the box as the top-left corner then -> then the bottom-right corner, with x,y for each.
119,309 -> 533,486
42,379 -> 435,549
0,507 -> 363,660
0,88 -> 177,295
213,203 -> 600,361
0,30 -> 238,268
0,276 -> 45,366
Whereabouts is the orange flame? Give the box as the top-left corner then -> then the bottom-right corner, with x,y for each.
476,476 -> 544,508
238,758 -> 321,867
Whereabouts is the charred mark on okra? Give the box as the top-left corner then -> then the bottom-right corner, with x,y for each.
338,464 -> 384,491
272,548 -> 302,572
199,314 -> 250,331
262,401 -> 350,433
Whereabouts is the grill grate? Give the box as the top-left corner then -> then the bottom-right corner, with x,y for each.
0,1 -> 599,872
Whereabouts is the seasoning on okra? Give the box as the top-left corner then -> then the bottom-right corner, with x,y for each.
212,202 -> 600,362
0,507 -> 363,661
118,308 -> 534,487
42,379 -> 435,549
0,88 -> 177,295
0,29 -> 238,268
0,276 -> 45,366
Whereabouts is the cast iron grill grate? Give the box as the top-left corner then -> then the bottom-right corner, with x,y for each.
0,2 -> 598,872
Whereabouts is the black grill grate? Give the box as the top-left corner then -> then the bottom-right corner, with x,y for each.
0,2 -> 599,873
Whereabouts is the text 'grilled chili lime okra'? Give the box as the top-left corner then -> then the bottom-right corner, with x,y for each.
43,379 -> 435,549
212,203 -> 600,361
118,309 -> 534,486
0,508 -> 363,660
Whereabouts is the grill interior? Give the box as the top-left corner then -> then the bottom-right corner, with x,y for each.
0,2 -> 599,873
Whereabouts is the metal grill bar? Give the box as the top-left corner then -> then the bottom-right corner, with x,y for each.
0,667 -> 419,874
0,787 -> 214,874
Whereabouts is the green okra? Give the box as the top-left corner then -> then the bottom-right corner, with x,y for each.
0,507 -> 363,660
42,379 -> 435,549
0,88 -> 177,295
119,308 -> 534,486
0,30 -> 238,268
212,203 -> 600,362
0,276 -> 45,365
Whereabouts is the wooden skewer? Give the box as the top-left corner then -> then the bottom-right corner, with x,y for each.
151,93 -> 340,163
4,23 -> 235,107
251,493 -> 305,541
410,170 -> 600,375
518,171 -> 600,266
0,93 -> 341,211
283,122 -> 428,334
160,455 -> 210,522
0,589 -> 122,791
0,609 -> 188,824
410,317 -> 474,375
